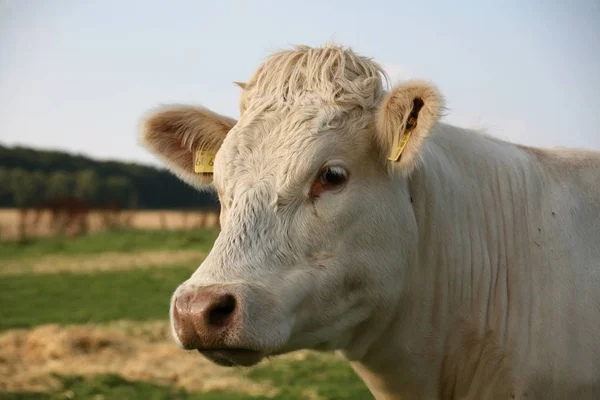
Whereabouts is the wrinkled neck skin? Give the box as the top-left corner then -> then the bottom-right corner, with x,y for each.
341,123 -> 548,400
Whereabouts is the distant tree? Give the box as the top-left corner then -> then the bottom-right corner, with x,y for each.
74,169 -> 100,202
46,171 -> 75,200
128,190 -> 139,209
104,175 -> 134,206
0,167 -> 12,206
30,170 -> 48,203
9,169 -> 37,207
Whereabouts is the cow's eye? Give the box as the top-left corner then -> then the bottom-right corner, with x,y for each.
319,166 -> 348,186
310,166 -> 348,198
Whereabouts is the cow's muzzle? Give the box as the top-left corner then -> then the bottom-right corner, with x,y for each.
171,286 -> 264,367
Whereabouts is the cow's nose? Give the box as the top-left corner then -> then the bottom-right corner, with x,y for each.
172,289 -> 238,349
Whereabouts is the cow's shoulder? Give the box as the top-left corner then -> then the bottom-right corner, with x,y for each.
518,144 -> 600,176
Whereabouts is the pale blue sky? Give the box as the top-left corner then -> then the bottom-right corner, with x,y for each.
1,0 -> 599,167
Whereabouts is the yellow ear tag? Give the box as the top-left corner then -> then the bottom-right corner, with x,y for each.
194,149 -> 216,174
388,116 -> 417,162
388,130 -> 413,162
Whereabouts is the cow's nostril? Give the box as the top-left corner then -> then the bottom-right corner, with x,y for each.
207,294 -> 236,328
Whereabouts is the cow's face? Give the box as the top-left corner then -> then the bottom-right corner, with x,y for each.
140,46 -> 443,367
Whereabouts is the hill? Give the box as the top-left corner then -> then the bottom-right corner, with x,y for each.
0,144 -> 219,210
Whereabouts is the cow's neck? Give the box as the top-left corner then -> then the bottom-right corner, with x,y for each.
345,123 -> 542,399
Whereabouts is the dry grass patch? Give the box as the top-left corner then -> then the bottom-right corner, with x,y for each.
0,321 -> 280,397
0,209 -> 219,241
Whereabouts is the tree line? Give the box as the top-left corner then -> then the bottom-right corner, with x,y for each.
0,167 -> 136,208
0,144 -> 220,210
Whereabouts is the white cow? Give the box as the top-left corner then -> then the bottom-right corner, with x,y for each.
139,44 -> 600,399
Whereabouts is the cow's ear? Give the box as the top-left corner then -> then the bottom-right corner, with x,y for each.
139,105 -> 236,190
376,80 -> 444,175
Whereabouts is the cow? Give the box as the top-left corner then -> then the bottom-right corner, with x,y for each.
139,44 -> 600,399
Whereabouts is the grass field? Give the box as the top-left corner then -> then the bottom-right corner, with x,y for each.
0,228 -> 371,399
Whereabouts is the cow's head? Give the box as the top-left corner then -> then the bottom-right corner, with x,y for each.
139,45 -> 444,367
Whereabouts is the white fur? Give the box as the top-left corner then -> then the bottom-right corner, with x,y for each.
140,44 -> 600,399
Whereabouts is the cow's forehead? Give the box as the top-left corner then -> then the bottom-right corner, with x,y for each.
215,107 -> 332,193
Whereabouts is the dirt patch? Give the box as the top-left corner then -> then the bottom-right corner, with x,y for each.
0,321 -> 279,396
0,250 -> 206,276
